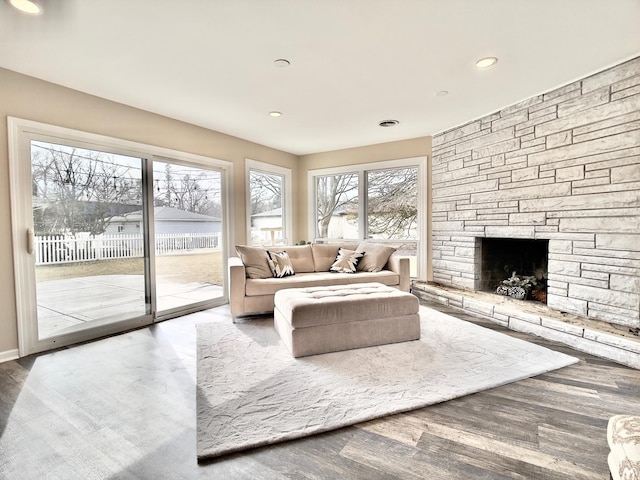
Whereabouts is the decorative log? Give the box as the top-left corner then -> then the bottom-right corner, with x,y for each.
508,286 -> 527,300
496,285 -> 510,296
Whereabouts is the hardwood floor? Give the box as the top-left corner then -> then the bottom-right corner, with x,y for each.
1,300 -> 639,479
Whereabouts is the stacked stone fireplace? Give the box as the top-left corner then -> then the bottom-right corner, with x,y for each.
430,56 -> 640,331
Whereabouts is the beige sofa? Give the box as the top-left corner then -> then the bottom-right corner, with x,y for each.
229,243 -> 410,319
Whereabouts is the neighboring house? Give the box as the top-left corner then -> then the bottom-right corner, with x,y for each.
325,209 -> 358,240
105,206 -> 221,235
251,207 -> 284,244
251,207 -> 283,230
32,198 -> 141,236
250,207 -> 358,242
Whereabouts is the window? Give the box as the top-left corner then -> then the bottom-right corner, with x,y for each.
315,173 -> 358,239
366,166 -> 418,240
246,159 -> 292,246
309,158 -> 425,277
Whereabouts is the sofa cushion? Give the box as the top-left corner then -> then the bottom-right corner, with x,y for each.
235,245 -> 272,279
330,247 -> 365,273
266,250 -> 295,278
263,244 -> 315,273
311,243 -> 359,271
356,242 -> 397,272
245,271 -> 400,296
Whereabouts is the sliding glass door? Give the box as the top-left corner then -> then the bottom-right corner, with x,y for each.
9,118 -> 230,356
31,140 -> 151,341
152,161 -> 224,317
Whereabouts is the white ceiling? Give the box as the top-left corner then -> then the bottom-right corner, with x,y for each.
1,0 -> 639,155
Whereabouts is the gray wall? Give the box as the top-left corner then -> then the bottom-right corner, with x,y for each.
431,56 -> 640,328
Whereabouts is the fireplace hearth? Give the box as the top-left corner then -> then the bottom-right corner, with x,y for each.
411,281 -> 640,369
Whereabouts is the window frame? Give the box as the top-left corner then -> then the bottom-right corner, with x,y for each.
307,157 -> 427,277
8,116 -> 234,356
245,159 -> 293,246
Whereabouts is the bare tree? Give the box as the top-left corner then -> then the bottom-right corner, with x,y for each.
315,174 -> 358,238
31,143 -> 141,235
366,167 -> 418,239
154,163 -> 221,217
314,168 -> 417,240
249,170 -> 282,216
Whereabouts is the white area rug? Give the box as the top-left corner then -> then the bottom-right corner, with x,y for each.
196,305 -> 578,460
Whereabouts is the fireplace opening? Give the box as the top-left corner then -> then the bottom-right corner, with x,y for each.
479,238 -> 549,302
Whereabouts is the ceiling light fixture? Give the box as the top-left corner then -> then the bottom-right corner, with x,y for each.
378,119 -> 399,127
273,59 -> 291,68
436,90 -> 449,96
7,0 -> 43,14
476,57 -> 498,69
269,111 -> 282,117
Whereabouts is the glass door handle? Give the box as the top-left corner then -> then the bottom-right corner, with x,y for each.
27,228 -> 35,254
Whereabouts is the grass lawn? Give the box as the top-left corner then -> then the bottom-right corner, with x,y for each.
36,250 -> 224,285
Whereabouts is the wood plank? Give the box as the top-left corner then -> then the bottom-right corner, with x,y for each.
0,301 -> 638,479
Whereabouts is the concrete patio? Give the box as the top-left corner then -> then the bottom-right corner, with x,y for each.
37,275 -> 223,338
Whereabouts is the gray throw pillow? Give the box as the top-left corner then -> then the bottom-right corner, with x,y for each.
235,245 -> 272,279
356,243 -> 397,272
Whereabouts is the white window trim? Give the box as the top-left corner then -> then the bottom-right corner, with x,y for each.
307,156 -> 427,278
8,116 -> 235,356
245,159 -> 293,246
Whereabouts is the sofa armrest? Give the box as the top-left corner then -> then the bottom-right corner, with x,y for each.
228,256 -> 246,319
386,255 -> 410,292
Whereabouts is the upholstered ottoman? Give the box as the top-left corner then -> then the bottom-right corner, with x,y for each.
273,282 -> 420,357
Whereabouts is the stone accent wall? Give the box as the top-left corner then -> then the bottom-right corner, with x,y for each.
431,56 -> 640,328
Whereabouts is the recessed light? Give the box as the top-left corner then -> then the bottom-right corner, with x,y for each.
436,90 -> 449,96
7,0 -> 42,14
378,119 -> 399,127
273,59 -> 291,68
476,57 -> 498,69
269,111 -> 282,117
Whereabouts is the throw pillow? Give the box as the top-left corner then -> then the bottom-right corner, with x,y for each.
266,250 -> 295,278
329,247 -> 365,274
356,243 -> 397,272
235,245 -> 272,279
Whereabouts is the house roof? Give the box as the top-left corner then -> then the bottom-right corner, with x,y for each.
111,206 -> 220,223
252,207 -> 282,218
1,2 -> 639,155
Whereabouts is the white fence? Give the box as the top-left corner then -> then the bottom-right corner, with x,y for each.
35,233 -> 221,266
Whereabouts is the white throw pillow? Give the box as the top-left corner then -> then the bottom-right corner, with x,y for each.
329,247 -> 365,274
267,250 -> 295,278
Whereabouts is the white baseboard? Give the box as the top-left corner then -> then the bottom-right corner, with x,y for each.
0,349 -> 19,364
